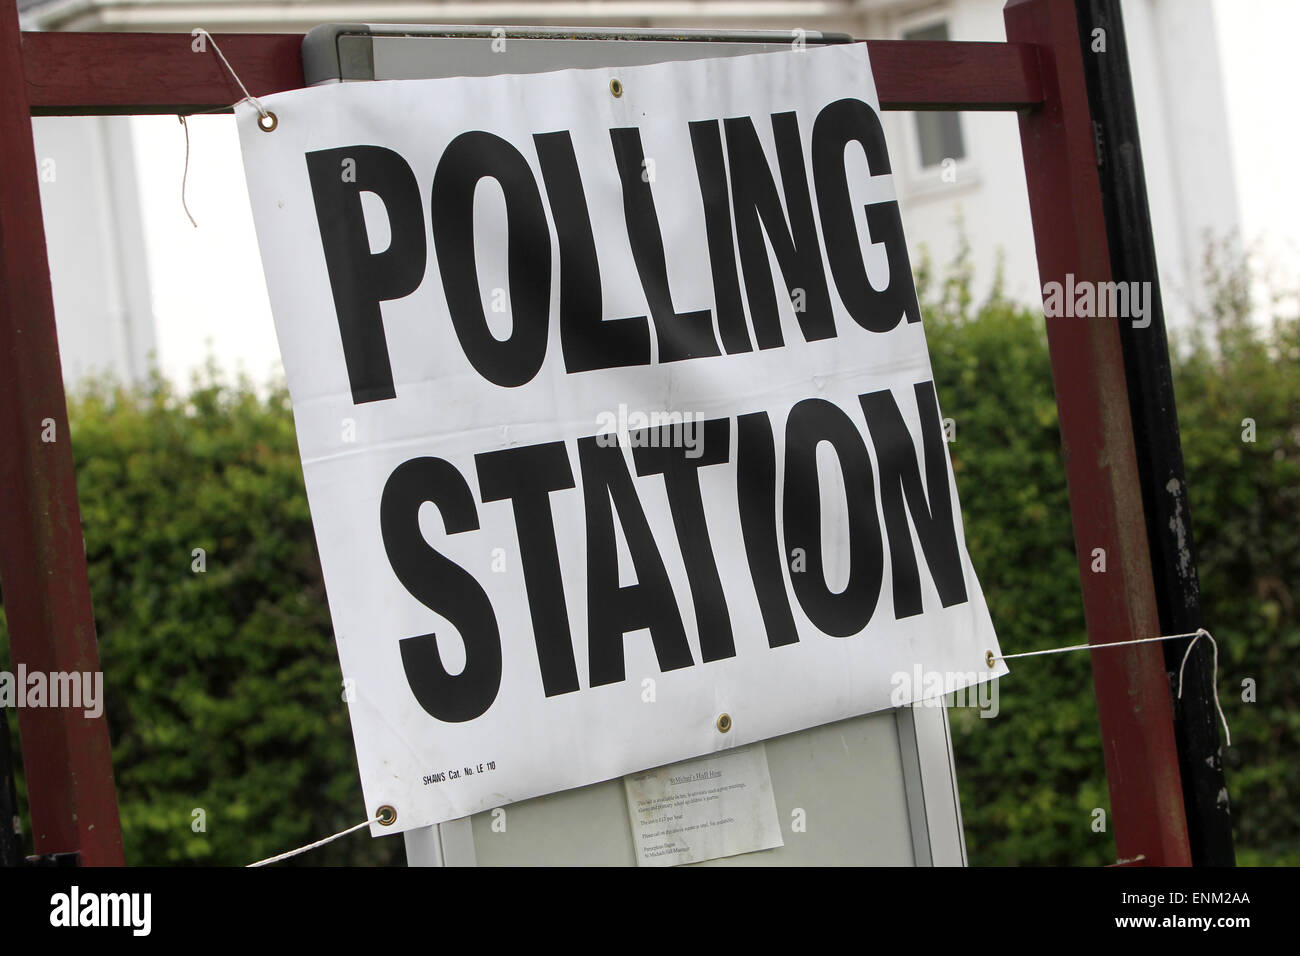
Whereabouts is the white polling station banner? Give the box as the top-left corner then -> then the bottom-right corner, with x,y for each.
235,43 -> 1005,835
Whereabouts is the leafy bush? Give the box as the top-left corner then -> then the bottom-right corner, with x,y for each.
920,249 -> 1300,866
2,370 -> 399,865
1167,268 -> 1300,866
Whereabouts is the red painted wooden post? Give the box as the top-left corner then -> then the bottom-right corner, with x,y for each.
1004,0 -> 1191,866
24,31 -> 305,115
20,33 -> 1042,115
0,0 -> 124,864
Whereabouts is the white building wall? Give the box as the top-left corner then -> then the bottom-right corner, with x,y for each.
1212,0 -> 1300,310
32,116 -> 157,384
1124,0 -> 1240,327
879,0 -> 1041,309
875,0 -> 1251,330
24,0 -> 1275,388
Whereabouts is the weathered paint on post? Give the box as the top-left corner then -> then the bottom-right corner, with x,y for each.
1005,0 -> 1191,866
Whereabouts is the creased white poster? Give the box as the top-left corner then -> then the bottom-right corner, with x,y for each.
235,43 -> 1005,835
625,744 -> 784,866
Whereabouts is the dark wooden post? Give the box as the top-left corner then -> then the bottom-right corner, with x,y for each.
1074,0 -> 1235,867
0,0 -> 124,865
1005,0 -> 1191,866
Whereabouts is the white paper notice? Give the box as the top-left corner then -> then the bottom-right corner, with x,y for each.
624,744 -> 783,866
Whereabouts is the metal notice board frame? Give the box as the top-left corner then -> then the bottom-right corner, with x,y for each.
298,22 -> 967,867
1,0 -> 1206,867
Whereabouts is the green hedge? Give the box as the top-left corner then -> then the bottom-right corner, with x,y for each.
2,371 -> 399,866
1166,292 -> 1300,866
1,267 -> 1295,865
919,254 -> 1300,865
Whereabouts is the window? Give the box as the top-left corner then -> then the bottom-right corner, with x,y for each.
903,22 -> 967,169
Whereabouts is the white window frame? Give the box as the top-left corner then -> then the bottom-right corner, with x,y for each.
892,9 -> 980,199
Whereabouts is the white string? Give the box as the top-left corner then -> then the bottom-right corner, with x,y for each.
247,629 -> 1230,864
992,631 -> 1200,661
194,28 -> 271,121
1177,629 -> 1231,746
179,31 -> 275,228
991,627 -> 1231,748
246,817 -> 377,867
178,115 -> 197,228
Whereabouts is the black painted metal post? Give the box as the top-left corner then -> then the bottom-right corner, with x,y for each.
1074,0 -> 1235,866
